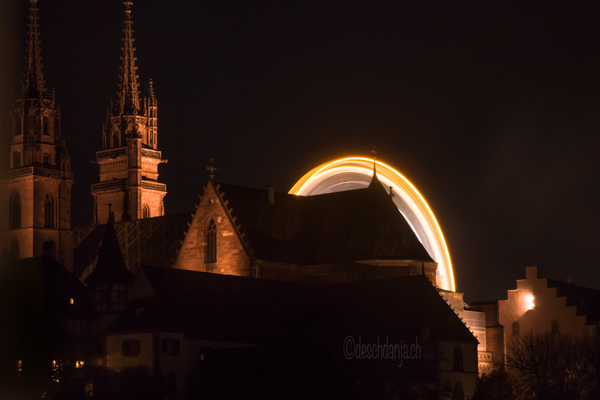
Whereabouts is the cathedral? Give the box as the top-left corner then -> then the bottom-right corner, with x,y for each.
1,2 -> 480,399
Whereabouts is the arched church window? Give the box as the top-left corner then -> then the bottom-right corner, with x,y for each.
10,238 -> 20,260
43,152 -> 50,165
143,204 -> 150,218
512,321 -> 520,336
45,194 -> 54,227
205,219 -> 217,263
10,192 -> 21,229
453,381 -> 464,400
43,116 -> 49,135
452,344 -> 464,372
113,132 -> 120,148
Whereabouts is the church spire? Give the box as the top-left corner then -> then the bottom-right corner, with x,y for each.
23,0 -> 46,99
117,1 -> 140,115
148,79 -> 157,107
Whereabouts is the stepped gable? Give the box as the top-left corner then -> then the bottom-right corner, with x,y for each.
218,176 -> 433,264
547,279 -> 600,325
74,212 -> 192,280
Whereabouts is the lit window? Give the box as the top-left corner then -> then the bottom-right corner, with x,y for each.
51,360 -> 60,383
75,361 -> 85,368
69,298 -> 74,305
16,360 -> 22,376
524,294 -> 535,310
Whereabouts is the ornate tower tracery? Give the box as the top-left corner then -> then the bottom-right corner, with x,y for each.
0,0 -> 74,269
92,1 -> 167,225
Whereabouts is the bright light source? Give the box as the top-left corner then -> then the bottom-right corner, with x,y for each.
289,157 -> 456,291
76,361 -> 85,368
525,294 -> 535,310
70,298 -> 74,304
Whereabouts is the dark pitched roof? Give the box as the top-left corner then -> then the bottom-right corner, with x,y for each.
74,212 -> 192,279
547,279 -> 600,325
1,256 -> 94,318
110,268 -> 475,345
216,176 -> 433,264
85,220 -> 133,286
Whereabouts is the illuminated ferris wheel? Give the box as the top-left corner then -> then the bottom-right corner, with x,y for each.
289,157 -> 455,292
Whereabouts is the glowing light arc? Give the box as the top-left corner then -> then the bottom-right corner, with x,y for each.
289,157 -> 455,292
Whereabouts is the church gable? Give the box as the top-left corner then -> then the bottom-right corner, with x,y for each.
174,181 -> 251,276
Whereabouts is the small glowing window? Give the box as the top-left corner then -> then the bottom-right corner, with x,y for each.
75,360 -> 85,368
524,294 -> 535,310
69,298 -> 74,305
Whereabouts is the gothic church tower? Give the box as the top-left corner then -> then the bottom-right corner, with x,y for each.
92,1 -> 167,225
0,0 -> 74,269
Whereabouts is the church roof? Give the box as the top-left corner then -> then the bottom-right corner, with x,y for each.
74,212 -> 192,280
216,176 -> 433,264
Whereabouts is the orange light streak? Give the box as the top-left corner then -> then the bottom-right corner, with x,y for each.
289,157 -> 456,292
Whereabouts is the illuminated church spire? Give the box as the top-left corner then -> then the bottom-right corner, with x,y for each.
23,0 -> 46,99
1,0 -> 74,269
93,1 -> 167,225
117,1 -> 140,115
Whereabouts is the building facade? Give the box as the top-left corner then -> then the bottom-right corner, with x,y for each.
91,1 -> 167,225
0,0 -> 74,270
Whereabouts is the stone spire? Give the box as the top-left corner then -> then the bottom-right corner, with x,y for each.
371,146 -> 378,176
23,0 -> 46,99
147,79 -> 157,107
117,1 -> 140,115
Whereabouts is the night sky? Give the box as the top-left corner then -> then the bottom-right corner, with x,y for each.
3,0 -> 600,302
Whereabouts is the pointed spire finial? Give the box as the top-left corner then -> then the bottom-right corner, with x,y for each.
207,158 -> 218,181
108,203 -> 114,224
371,146 -> 377,175
23,0 -> 46,98
148,79 -> 157,106
117,0 -> 140,115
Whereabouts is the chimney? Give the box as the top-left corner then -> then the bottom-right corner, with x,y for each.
266,185 -> 275,204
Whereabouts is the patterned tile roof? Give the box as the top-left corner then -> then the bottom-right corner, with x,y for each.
216,175 -> 434,264
74,212 -> 192,281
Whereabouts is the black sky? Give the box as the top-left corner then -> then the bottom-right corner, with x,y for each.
4,0 -> 600,302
